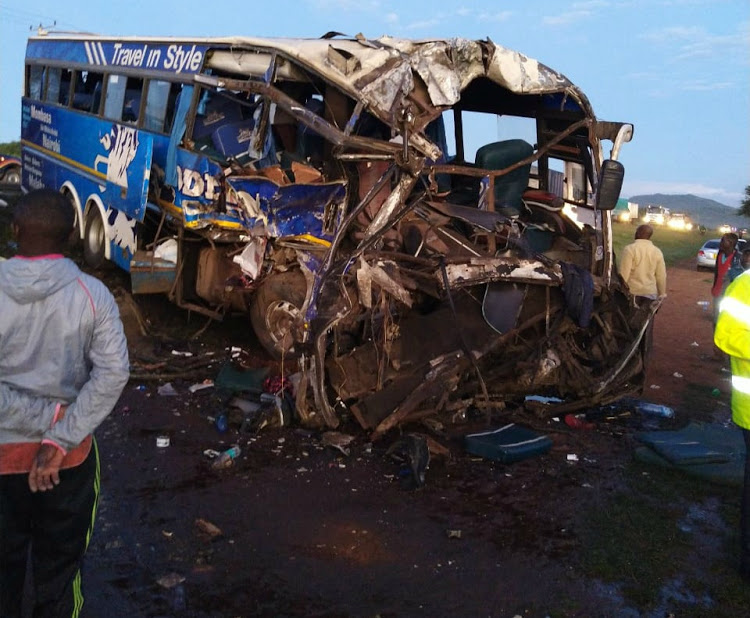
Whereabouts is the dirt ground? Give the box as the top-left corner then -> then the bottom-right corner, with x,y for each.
66,257 -> 747,618
1,211 -> 745,617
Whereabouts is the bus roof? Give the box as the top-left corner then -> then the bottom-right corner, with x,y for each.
27,33 -> 597,123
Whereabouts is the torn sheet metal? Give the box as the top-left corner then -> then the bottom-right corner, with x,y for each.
356,258 -> 413,309
486,44 -> 575,96
208,35 -> 589,129
232,238 -> 267,280
223,177 -> 347,238
406,38 -> 485,105
441,259 -> 562,288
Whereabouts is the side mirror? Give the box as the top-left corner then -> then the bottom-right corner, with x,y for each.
595,159 -> 624,211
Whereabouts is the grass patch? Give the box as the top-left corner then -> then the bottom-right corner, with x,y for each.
612,224 -> 706,267
580,491 -> 690,607
0,141 -> 21,156
577,460 -> 742,611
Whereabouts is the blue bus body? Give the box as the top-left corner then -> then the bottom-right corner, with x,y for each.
22,101 -> 153,269
22,36 -> 343,272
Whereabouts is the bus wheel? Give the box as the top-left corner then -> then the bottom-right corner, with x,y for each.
249,270 -> 307,359
62,190 -> 82,248
2,166 -> 20,185
83,207 -> 106,268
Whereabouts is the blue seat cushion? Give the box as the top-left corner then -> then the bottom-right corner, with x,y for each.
193,97 -> 244,140
212,119 -> 256,158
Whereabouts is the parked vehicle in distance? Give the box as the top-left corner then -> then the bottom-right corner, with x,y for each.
615,210 -> 631,223
642,204 -> 669,225
697,238 -> 747,271
667,212 -> 693,231
718,224 -> 735,234
0,154 -> 21,185
697,239 -> 720,270
613,198 -> 638,223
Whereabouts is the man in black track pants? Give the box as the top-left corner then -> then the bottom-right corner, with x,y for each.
0,189 -> 129,617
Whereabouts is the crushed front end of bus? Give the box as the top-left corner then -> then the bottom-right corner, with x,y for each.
146,35 -> 648,434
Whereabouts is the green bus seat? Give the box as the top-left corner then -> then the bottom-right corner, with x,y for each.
475,139 -> 533,217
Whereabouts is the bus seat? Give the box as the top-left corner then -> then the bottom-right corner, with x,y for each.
123,90 -> 141,122
91,82 -> 102,114
522,189 -> 564,211
295,98 -> 325,166
297,131 -> 324,166
72,93 -> 92,111
74,81 -> 101,113
193,97 -> 243,140
475,139 -> 533,217
59,76 -> 71,106
211,119 -> 256,159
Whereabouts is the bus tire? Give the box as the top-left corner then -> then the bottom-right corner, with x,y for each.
249,270 -> 307,359
2,166 -> 21,185
83,207 -> 106,268
62,189 -> 82,248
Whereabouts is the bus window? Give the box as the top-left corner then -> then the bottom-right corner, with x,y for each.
104,75 -> 144,123
123,77 -> 144,123
72,70 -> 104,113
104,75 -> 126,120
163,83 -> 187,134
45,68 -> 62,104
144,80 -> 182,133
27,65 -> 45,99
58,69 -> 73,106
47,68 -> 74,106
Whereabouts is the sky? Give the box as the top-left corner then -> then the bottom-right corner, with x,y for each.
0,0 -> 748,206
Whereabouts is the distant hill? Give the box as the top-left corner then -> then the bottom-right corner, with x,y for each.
626,193 -> 748,231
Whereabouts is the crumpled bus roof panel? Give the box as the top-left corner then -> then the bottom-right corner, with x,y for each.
208,35 -> 593,120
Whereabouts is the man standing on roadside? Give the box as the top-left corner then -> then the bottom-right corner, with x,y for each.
712,233 -> 743,319
715,266 -> 750,581
711,233 -> 743,361
0,189 -> 130,617
619,224 -> 667,301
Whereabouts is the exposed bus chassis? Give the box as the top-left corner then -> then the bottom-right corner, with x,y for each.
293,182 -> 655,435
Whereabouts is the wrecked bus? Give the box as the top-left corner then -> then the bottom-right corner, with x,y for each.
21,32 -> 650,434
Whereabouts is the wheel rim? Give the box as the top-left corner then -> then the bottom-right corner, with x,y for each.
4,169 -> 20,184
86,214 -> 104,255
265,300 -> 302,352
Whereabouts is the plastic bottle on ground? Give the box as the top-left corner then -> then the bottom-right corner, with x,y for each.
636,401 -> 675,418
215,414 -> 228,433
212,445 -> 241,469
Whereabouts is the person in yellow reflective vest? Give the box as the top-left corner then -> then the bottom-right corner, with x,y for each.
714,268 -> 750,581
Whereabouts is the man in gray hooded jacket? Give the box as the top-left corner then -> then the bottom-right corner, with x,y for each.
0,189 -> 129,617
